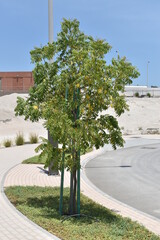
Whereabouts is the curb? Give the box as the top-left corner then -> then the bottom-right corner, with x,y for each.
1,157 -> 60,240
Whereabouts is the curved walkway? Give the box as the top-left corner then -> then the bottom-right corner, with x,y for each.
0,144 -> 60,240
1,136 -> 160,239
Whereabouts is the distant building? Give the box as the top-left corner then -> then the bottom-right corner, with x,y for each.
0,72 -> 34,95
125,85 -> 160,97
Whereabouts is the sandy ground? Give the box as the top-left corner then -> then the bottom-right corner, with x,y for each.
0,93 -> 160,146
0,94 -> 47,145
107,97 -> 160,135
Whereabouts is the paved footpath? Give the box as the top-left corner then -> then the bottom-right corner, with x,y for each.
1,136 -> 160,239
0,144 -> 60,240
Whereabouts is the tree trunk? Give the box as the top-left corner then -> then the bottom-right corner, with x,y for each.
68,91 -> 80,215
73,168 -> 77,213
69,168 -> 77,215
69,172 -> 73,214
48,130 -> 59,175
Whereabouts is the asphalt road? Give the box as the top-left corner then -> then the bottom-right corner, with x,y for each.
85,141 -> 160,219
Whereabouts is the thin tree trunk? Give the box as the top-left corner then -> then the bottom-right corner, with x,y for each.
69,168 -> 77,215
68,90 -> 80,215
69,171 -> 73,214
48,130 -> 59,175
69,146 -> 77,215
73,168 -> 77,213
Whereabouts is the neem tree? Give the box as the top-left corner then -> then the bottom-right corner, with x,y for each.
15,18 -> 139,216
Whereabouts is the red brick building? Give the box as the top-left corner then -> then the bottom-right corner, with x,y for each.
0,72 -> 34,95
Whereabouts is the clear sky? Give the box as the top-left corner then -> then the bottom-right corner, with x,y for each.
0,0 -> 160,87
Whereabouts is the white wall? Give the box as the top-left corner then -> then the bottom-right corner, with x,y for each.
125,86 -> 160,97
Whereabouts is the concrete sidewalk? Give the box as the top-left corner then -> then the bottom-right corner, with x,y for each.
0,144 -> 60,240
1,136 -> 160,239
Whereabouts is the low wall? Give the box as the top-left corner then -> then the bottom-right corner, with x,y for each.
125,87 -> 160,97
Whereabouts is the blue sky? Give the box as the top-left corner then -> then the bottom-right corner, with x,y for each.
0,0 -> 160,87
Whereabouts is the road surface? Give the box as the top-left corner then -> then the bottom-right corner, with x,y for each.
85,140 -> 160,219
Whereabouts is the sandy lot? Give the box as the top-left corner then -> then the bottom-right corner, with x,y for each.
0,93 -> 160,146
110,97 -> 160,135
0,94 -> 47,144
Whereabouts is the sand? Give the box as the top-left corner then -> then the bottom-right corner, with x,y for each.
115,97 -> 160,135
0,94 -> 47,144
0,93 -> 160,146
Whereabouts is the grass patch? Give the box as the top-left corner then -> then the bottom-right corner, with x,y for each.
29,133 -> 39,144
3,139 -> 12,147
134,92 -> 140,97
22,155 -> 46,164
22,148 -> 93,165
15,133 -> 24,146
146,93 -> 151,98
5,186 -> 160,240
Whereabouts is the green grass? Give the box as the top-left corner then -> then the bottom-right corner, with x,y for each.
22,148 -> 93,164
22,155 -> 45,164
134,92 -> 140,97
3,139 -> 12,148
29,133 -> 39,144
5,186 -> 160,240
15,133 -> 24,146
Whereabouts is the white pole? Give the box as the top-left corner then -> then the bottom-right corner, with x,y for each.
147,61 -> 150,87
48,0 -> 53,43
48,0 -> 58,175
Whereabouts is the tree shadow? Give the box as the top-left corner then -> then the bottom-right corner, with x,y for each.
26,190 -> 120,225
85,165 -> 132,168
